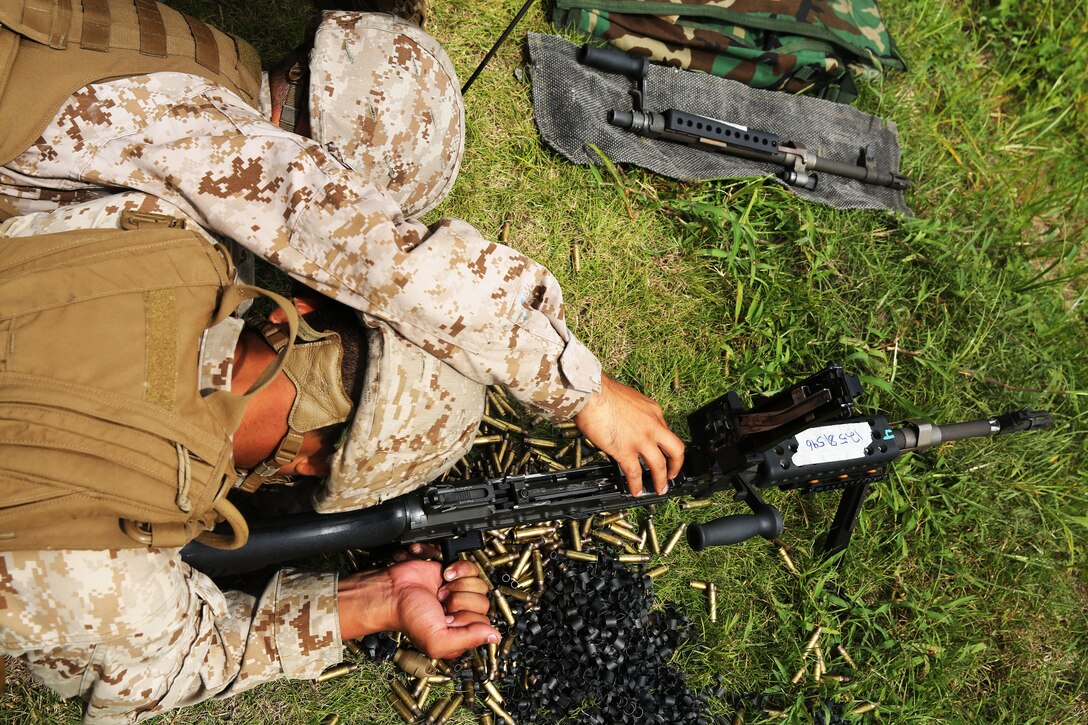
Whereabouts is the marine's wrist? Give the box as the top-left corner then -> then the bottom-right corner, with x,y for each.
336,568 -> 397,641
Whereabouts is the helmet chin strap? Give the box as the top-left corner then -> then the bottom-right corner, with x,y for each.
237,316 -> 354,492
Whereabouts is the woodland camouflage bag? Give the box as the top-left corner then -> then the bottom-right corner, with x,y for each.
553,0 -> 906,103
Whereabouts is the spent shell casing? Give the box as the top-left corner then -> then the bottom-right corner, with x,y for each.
321,716 -> 340,725
849,702 -> 878,715
390,679 -> 423,717
484,696 -> 515,725
609,523 -> 643,544
531,547 -> 545,591
395,648 -> 437,679
617,553 -> 651,564
662,523 -> 688,556
426,675 -> 451,684
803,626 -> 823,656
316,663 -> 357,682
645,517 -> 660,555
488,641 -> 499,679
823,674 -> 851,683
480,714 -> 494,725
708,583 -> 718,623
481,679 -> 505,704
414,682 -> 431,707
646,564 -> 669,579
568,519 -> 583,551
559,548 -> 598,563
464,680 -> 476,708
776,545 -> 799,575
473,434 -> 503,446
433,659 -> 455,677
689,580 -> 708,590
488,552 -> 517,568
513,526 -> 555,542
436,693 -> 464,725
499,585 -> 533,603
510,545 -> 534,579
596,512 -> 625,527
680,499 -> 713,510
815,643 -> 826,673
425,694 -> 451,725
492,589 -> 516,626
571,241 -> 582,273
790,665 -> 807,684
344,639 -> 362,657
575,438 -> 583,467
590,529 -> 626,547
732,712 -> 744,725
834,644 -> 858,669
524,437 -> 558,449
390,699 -> 416,724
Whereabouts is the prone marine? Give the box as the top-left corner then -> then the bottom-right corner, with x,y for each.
0,0 -> 684,721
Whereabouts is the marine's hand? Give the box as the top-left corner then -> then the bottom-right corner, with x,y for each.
337,559 -> 499,659
574,373 -> 685,496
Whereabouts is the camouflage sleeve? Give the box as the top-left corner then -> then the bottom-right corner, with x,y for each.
0,549 -> 342,722
0,73 -> 601,419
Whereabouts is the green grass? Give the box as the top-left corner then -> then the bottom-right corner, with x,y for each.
3,0 -> 1086,723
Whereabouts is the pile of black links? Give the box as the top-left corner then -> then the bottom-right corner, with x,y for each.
502,553 -> 724,724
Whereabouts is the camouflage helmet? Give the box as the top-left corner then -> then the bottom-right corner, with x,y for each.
309,11 -> 464,217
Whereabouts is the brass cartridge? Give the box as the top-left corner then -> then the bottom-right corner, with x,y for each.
646,564 -> 669,579
316,663 -> 357,682
662,523 -> 688,556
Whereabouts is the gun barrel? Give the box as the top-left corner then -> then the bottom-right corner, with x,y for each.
181,496 -> 416,577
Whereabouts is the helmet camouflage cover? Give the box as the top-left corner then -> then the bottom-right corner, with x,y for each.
309,11 -> 464,217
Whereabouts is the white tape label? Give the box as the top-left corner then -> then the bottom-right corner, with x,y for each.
791,422 -> 871,467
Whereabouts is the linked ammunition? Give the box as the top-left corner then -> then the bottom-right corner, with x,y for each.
395,648 -> 437,679
316,663 -> 357,682
662,523 -> 688,556
834,644 -> 858,669
849,702 -> 878,715
680,499 -> 713,510
559,549 -> 598,563
646,564 -> 669,579
484,696 -> 515,725
708,582 -> 718,623
389,681 -> 423,718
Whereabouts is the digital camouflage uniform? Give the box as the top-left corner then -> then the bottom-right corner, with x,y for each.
0,11 -> 601,724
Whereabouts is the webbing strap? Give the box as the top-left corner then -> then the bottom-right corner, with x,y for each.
134,0 -> 166,58
183,14 -> 219,73
80,0 -> 111,52
21,0 -> 70,48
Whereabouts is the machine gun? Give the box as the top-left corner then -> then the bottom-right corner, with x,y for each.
182,365 -> 1050,576
578,44 -> 911,192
